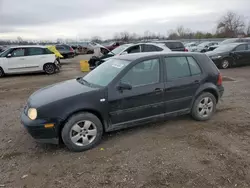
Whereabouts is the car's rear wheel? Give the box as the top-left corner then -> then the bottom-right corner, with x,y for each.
61,112 -> 103,152
191,92 -> 217,121
0,67 -> 5,78
220,58 -> 230,69
44,63 -> 56,74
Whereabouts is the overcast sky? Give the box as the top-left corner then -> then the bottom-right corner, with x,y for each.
0,0 -> 250,40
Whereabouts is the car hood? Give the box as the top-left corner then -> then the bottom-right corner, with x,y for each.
205,51 -> 229,57
28,79 -> 98,107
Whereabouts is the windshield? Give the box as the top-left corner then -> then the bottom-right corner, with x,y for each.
214,44 -> 238,52
83,59 -> 130,87
220,38 -> 238,45
108,44 -> 131,55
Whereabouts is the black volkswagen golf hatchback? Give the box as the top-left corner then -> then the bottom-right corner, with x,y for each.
21,52 -> 224,152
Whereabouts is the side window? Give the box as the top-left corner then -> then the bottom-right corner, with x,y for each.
121,59 -> 160,87
235,44 -> 246,51
187,57 -> 202,75
27,48 -> 44,56
143,44 -> 157,52
56,46 -> 65,50
248,44 -> 250,50
154,46 -> 163,51
11,48 -> 25,57
165,57 -> 191,81
44,48 -> 54,54
126,45 -> 140,53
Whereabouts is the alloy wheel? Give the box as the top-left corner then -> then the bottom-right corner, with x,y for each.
222,60 -> 229,69
44,64 -> 55,74
70,120 -> 97,146
197,97 -> 214,118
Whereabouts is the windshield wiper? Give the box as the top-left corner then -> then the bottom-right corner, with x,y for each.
76,77 -> 91,86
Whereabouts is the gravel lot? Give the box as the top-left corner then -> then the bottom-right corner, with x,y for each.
1,55 -> 250,188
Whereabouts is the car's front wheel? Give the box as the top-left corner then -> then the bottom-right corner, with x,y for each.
44,63 -> 56,74
191,92 -> 217,121
61,112 -> 103,152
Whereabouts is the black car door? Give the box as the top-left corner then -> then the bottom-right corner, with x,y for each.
231,44 -> 248,65
107,58 -> 165,129
163,56 -> 203,114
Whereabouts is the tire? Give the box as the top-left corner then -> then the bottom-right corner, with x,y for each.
0,67 -> 4,78
44,63 -> 56,74
220,58 -> 231,69
191,92 -> 217,121
61,112 -> 103,152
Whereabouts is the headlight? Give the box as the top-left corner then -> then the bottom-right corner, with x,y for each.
211,55 -> 222,59
28,108 -> 37,120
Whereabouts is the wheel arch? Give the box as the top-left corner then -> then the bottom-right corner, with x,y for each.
59,108 -> 108,137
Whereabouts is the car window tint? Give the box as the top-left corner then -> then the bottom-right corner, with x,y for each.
44,48 -> 54,54
165,57 -> 191,80
11,48 -> 25,57
154,46 -> 163,51
235,44 -> 246,51
143,44 -> 157,52
187,57 -> 202,75
126,45 -> 140,53
56,46 -> 65,50
28,48 -> 44,56
121,59 -> 160,87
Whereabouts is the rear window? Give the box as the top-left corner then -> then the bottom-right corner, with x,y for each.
165,42 -> 184,49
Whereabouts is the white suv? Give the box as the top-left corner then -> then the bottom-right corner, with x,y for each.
0,46 -> 59,77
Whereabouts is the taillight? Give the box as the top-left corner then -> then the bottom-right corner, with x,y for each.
217,73 -> 222,85
184,48 -> 188,52
70,47 -> 74,52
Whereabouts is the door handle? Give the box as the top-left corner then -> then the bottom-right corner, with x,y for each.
19,58 -> 25,60
155,88 -> 164,93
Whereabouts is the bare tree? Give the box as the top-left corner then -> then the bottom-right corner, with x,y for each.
217,11 -> 245,37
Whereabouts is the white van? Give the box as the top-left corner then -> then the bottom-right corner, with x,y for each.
0,46 -> 59,77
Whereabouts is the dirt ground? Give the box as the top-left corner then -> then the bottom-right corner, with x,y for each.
1,55 -> 250,188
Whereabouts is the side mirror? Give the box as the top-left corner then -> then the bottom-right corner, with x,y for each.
121,51 -> 128,55
6,54 -> 11,58
117,82 -> 132,91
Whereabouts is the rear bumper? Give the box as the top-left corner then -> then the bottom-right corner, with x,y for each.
21,111 -> 61,144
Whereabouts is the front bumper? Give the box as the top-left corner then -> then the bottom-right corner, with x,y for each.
21,111 -> 60,144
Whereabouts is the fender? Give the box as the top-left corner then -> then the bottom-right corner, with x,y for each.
191,83 -> 219,107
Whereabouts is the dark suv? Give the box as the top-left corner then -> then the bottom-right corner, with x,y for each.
154,40 -> 187,51
21,52 -> 224,152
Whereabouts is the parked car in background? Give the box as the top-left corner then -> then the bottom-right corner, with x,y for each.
0,46 -> 60,77
0,46 -> 6,53
185,42 -> 199,52
206,42 -> 250,69
208,38 -> 250,51
71,45 -> 80,56
55,44 -> 74,59
88,43 -> 171,69
192,42 -> 219,52
104,41 -> 125,51
21,52 -> 224,152
153,40 -> 187,51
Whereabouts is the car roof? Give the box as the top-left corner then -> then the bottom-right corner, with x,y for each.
9,45 -> 46,49
115,52 -> 200,61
